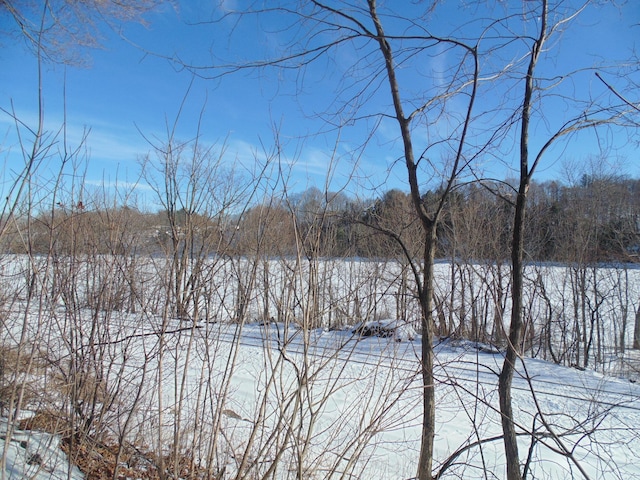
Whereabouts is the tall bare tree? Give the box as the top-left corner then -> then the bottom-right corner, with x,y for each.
185,2 -> 506,477
365,7 -> 484,478
496,2 -> 633,478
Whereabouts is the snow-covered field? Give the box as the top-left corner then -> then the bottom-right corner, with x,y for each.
188,323 -> 640,478
2,256 -> 640,478
4,321 -> 639,479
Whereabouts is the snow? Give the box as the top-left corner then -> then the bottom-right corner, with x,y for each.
150,322 -> 640,478
2,256 -> 640,479
0,418 -> 84,480
3,320 -> 640,479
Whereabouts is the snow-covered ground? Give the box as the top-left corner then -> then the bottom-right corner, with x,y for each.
0,418 -> 83,480
2,256 -> 640,478
3,321 -> 640,478
210,323 -> 640,479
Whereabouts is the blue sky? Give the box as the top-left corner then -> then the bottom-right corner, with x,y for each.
1,1 -> 638,211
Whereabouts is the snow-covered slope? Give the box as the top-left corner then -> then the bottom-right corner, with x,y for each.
4,310 -> 640,479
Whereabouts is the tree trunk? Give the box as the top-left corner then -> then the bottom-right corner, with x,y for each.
634,302 -> 640,350
499,187 -> 526,480
417,225 -> 438,480
365,2 -> 471,477
498,1 -> 549,476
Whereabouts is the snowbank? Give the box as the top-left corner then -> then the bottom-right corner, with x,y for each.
0,418 -> 84,480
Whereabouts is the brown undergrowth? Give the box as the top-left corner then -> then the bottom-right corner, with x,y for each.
19,412 -> 214,480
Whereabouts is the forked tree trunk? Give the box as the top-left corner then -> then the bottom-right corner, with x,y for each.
366,1 -> 478,475
498,1 -> 548,476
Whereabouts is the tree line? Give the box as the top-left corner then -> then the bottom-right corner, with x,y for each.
5,174 -> 638,265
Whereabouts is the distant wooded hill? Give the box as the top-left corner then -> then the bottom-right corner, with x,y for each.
5,176 -> 639,264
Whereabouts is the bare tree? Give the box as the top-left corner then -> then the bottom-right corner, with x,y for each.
1,0 -> 163,64
495,2 -> 633,478
174,2 -> 511,477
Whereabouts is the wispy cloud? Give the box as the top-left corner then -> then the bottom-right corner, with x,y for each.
0,107 -> 150,164
84,179 -> 153,191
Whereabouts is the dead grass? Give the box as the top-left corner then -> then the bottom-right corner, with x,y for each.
60,437 -> 216,480
0,344 -> 47,415
2,345 -> 215,479
15,411 -> 217,480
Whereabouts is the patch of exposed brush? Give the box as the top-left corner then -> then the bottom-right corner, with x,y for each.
17,411 -> 216,480
60,437 -> 216,480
